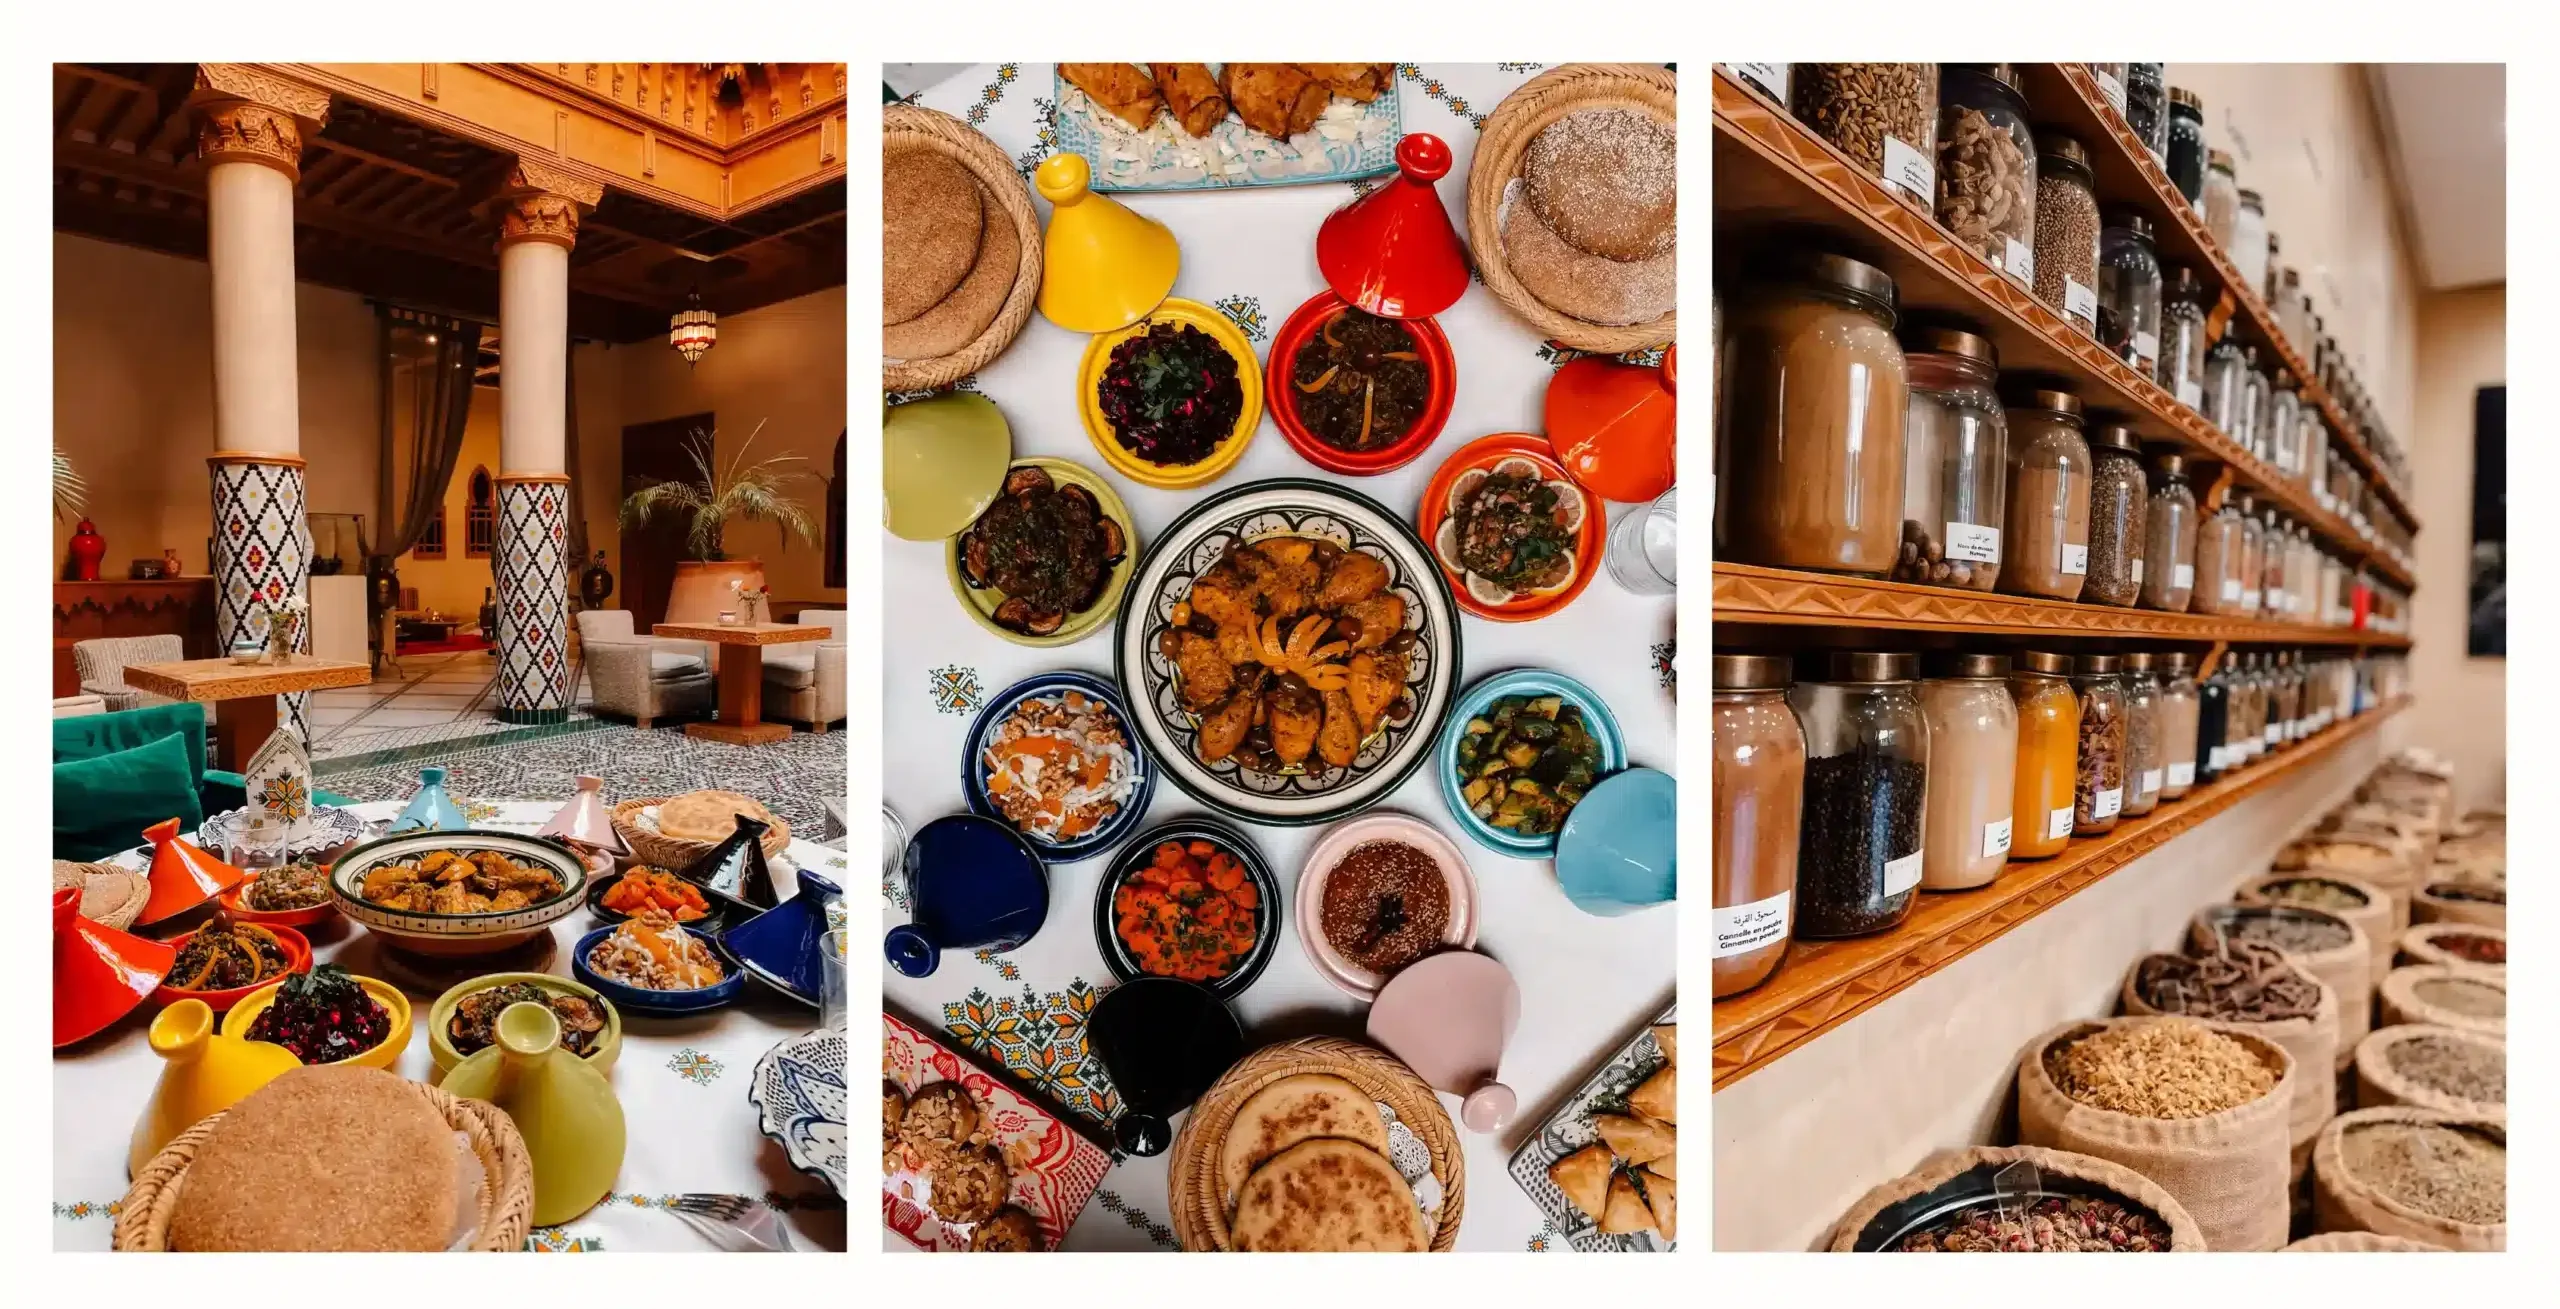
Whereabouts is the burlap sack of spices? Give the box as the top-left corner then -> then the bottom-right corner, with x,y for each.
1822,1143 -> 2206,1251
2017,1018 -> 2294,1253
2352,1025 -> 2505,1119
2311,1107 -> 2504,1251
2411,880 -> 2505,931
2190,907 -> 2373,1066
2396,923 -> 2504,975
2120,967 -> 2337,1179
2281,1231 -> 2451,1252
2378,965 -> 2505,1039
2277,831 -> 2418,928
2239,870 -> 2397,987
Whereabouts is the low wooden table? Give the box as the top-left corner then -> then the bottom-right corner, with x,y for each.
652,621 -> 833,746
122,656 -> 374,768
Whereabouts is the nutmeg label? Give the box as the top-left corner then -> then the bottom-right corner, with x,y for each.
1946,521 -> 2001,563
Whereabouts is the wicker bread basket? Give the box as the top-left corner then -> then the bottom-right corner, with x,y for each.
115,1081 -> 535,1251
1465,63 -> 1678,353
611,795 -> 791,870
883,105 -> 1044,392
1167,1036 -> 1464,1251
55,860 -> 149,931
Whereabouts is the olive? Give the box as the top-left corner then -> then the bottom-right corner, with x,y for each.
1387,630 -> 1420,655
1387,693 -> 1415,724
1156,629 -> 1182,662
1331,615 -> 1363,645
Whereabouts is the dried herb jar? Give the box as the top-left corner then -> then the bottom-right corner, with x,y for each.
2071,654 -> 2128,836
1894,326 -> 2007,591
2007,650 -> 2082,860
2083,424 -> 2149,608
1998,386 -> 2093,602
2202,148 -> 2241,251
1789,651 -> 1928,938
2032,130 -> 2102,338
1713,655 -> 1806,999
1792,64 -> 1940,209
2191,494 -> 2246,616
1919,653 -> 2019,891
2140,452 -> 2199,612
2119,653 -> 2165,818
1935,64 -> 2036,288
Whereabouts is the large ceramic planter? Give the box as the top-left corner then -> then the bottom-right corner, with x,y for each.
664,559 -> 768,625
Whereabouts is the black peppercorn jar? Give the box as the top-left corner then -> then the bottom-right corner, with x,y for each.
2124,64 -> 2167,159
2196,659 -> 2232,782
2166,88 -> 2206,205
2071,653 -> 2127,836
1788,651 -> 1928,938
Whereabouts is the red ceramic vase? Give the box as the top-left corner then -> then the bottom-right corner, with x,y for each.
1546,344 -> 1677,504
1317,134 -> 1470,320
138,817 -> 246,927
67,519 -> 106,582
54,886 -> 177,1048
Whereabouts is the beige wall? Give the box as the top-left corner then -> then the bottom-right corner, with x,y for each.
393,384 -> 502,620
52,234 -> 379,573
2404,284 -> 2505,810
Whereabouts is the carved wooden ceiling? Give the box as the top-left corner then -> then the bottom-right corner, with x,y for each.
53,63 -> 845,344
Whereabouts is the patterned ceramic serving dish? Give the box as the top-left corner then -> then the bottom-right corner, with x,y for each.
1113,479 -> 1460,826
1506,1002 -> 1676,1252
752,1028 -> 848,1197
1051,64 -> 1403,192
883,1012 -> 1113,1251
960,670 -> 1158,863
326,830 -> 588,956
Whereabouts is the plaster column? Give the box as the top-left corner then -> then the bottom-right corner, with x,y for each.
491,161 -> 602,724
190,65 -> 328,749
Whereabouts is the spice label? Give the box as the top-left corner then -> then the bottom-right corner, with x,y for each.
1982,816 -> 2014,858
1728,63 -> 1788,102
2269,587 -> 2287,610
2208,745 -> 2227,770
2005,238 -> 2035,281
2243,588 -> 2261,609
2264,724 -> 2281,745
2096,70 -> 2126,112
2093,787 -> 2123,819
2047,806 -> 2075,841
2178,379 -> 2205,410
1882,134 -> 1934,203
2174,563 -> 2195,589
2168,761 -> 2196,787
2132,556 -> 2145,585
2060,542 -> 2089,575
1713,889 -> 1791,959
2222,577 -> 2243,601
1882,849 -> 1924,898
1945,521 -> 2001,563
2133,330 -> 2160,371
2063,277 -> 2099,327
2141,768 -> 2164,796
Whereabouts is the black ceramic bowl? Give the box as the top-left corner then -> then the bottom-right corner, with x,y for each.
1093,818 -> 1279,1001
585,866 -> 761,932
1850,1161 -> 2184,1251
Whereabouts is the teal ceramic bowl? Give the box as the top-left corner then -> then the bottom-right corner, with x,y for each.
1435,669 -> 1626,859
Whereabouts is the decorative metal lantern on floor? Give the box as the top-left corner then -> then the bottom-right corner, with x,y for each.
669,288 -> 718,367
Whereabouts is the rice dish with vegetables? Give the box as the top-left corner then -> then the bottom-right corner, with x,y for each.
587,911 -> 726,990
982,690 -> 1139,843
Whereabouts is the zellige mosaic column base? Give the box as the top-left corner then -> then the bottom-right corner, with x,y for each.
495,477 -> 571,723
210,455 -> 313,748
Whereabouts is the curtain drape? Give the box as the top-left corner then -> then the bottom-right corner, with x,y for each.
374,310 -> 482,561
565,345 -> 589,580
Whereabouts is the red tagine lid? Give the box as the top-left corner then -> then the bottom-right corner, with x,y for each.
1546,344 -> 1677,503
54,886 -> 177,1048
138,816 -> 245,926
1316,134 -> 1471,320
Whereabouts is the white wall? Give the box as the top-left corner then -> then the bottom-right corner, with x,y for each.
2403,284 -> 2505,810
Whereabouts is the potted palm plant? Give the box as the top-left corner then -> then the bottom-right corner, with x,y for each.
618,422 -> 819,622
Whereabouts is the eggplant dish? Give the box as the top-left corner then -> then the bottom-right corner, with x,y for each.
959,465 -> 1129,637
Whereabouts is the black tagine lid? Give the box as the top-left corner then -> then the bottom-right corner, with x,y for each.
1714,653 -> 1795,692
1823,651 -> 1920,684
1925,651 -> 2011,680
2016,650 -> 2074,676
2077,653 -> 2123,674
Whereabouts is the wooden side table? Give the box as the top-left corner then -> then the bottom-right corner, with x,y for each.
652,622 -> 834,746
122,656 -> 374,769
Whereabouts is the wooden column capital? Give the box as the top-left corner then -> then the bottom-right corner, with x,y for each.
188,64 -> 330,180
491,156 -> 606,250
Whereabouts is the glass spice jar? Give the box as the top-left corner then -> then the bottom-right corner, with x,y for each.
1894,326 -> 2007,591
2235,491 -> 2264,615
2231,189 -> 2270,298
2202,149 -> 2241,250
2203,338 -> 2250,440
2098,210 -> 2163,375
1936,64 -> 2037,289
1998,386 -> 2093,601
1792,64 -> 1940,208
2158,265 -> 2211,412
2166,88 -> 2206,206
2071,653 -> 2127,836
2267,371 -> 2303,484
2124,64 -> 2168,159
1918,652 -> 2019,891
2238,349 -> 2270,460
2195,657 -> 2232,782
2087,63 -> 2128,113
2140,452 -> 2199,612
2120,652 -> 2164,818
2264,231 -> 2285,307
2033,130 -> 2102,338
1718,252 -> 1911,576
2007,650 -> 2082,860
2260,508 -> 2290,621
2083,424 -> 2148,607
1790,651 -> 1928,938
1713,655 -> 1806,999
2157,651 -> 2201,800
2192,492 -> 2245,616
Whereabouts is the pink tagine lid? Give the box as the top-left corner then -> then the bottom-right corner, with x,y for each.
1365,950 -> 1521,1132
1316,133 -> 1471,320
538,775 -> 630,857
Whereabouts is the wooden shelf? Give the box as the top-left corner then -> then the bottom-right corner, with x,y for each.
1710,69 -> 2416,593
2018,63 -> 2418,533
1709,697 -> 2412,1090
1712,562 -> 2414,648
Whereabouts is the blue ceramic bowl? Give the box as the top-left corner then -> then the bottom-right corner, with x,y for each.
571,922 -> 748,1017
720,871 -> 841,1007
1436,669 -> 1628,859
886,815 -> 1050,979
1555,768 -> 1676,916
961,671 -> 1157,863
1092,818 -> 1280,1001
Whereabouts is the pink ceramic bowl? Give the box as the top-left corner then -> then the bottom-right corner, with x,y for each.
1293,812 -> 1479,1001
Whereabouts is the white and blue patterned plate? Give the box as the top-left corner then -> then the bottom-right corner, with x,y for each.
1505,1002 -> 1676,1252
199,804 -> 370,859
1052,66 -> 1402,192
750,1028 -> 848,1197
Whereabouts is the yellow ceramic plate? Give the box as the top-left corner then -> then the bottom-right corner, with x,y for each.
225,974 -> 414,1071
1078,298 -> 1264,491
885,391 -> 1015,541
944,457 -> 1138,648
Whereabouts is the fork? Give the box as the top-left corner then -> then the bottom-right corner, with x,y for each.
669,1194 -> 797,1252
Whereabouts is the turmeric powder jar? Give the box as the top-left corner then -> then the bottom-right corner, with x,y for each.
2007,650 -> 2082,860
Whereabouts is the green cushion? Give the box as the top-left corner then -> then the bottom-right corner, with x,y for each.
52,702 -> 209,778
54,732 -> 204,862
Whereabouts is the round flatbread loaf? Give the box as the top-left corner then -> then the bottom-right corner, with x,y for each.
656,790 -> 779,844
884,149 -> 985,326
168,1065 -> 460,1251
884,183 -> 1019,362
1230,1137 -> 1428,1251
1218,1072 -> 1391,1208
1503,196 -> 1675,327
1522,108 -> 1676,261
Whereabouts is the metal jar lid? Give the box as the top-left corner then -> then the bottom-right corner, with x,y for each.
2208,148 -> 2235,172
2015,650 -> 2074,677
2123,652 -> 2159,672
1797,251 -> 1897,308
1950,62 -> 2022,93
1925,651 -> 2012,680
2239,187 -> 2265,209
1903,324 -> 1997,365
1713,653 -> 1794,692
2104,210 -> 2153,239
2163,650 -> 2195,674
2168,264 -> 2202,297
2077,653 -> 2123,674
2153,452 -> 2189,481
2090,423 -> 2143,454
2035,129 -> 2090,173
1822,651 -> 1919,684
2170,86 -> 2202,112
2005,385 -> 2084,418
2234,490 -> 2256,513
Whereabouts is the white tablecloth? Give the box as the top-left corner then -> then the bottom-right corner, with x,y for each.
54,799 -> 848,1252
884,63 -> 1676,1253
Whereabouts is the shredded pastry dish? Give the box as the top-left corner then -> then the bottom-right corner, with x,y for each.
587,911 -> 727,991
982,690 -> 1139,843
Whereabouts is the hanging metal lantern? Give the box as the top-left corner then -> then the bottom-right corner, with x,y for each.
669,288 -> 718,367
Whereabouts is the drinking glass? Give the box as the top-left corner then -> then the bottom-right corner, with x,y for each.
820,930 -> 849,1032
1607,487 -> 1678,595
228,815 -> 287,877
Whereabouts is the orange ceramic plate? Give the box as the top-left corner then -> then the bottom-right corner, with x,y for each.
219,870 -> 340,929
1417,433 -> 1606,623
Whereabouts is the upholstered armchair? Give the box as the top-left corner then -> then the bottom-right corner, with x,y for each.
761,608 -> 847,733
74,635 -> 183,713
572,609 -> 714,730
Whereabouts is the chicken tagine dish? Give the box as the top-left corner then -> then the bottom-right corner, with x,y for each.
358,847 -> 570,915
1157,534 -> 1418,776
